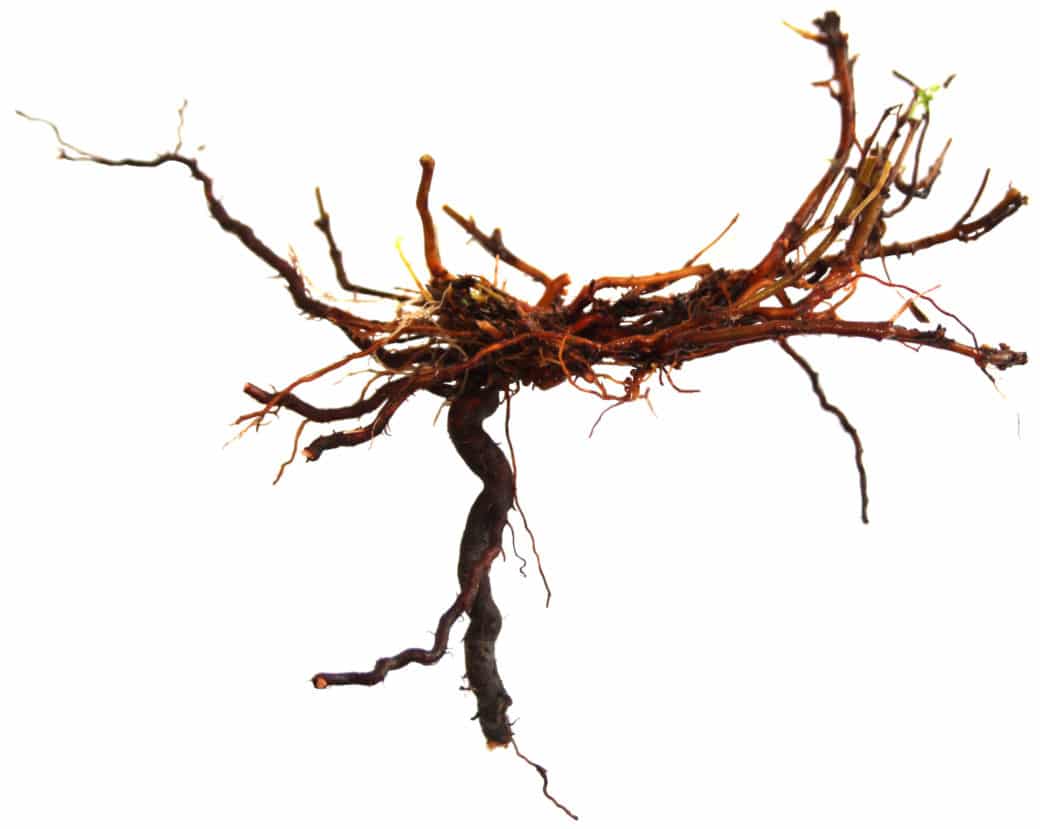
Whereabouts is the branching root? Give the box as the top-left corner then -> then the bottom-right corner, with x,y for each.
19,10 -> 1029,815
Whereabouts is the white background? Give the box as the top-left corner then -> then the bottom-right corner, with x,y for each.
3,1 -> 1037,826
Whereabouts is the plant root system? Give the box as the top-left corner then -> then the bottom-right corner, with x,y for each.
20,10 -> 1028,817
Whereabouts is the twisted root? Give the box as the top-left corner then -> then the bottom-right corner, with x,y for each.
448,389 -> 514,746
310,388 -> 513,746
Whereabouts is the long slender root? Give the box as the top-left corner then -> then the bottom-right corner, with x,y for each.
778,338 -> 869,523
513,739 -> 579,821
310,538 -> 501,688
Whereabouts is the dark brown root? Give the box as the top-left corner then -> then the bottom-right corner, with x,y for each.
310,389 -> 516,747
447,389 -> 514,746
778,338 -> 869,523
513,739 -> 579,821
